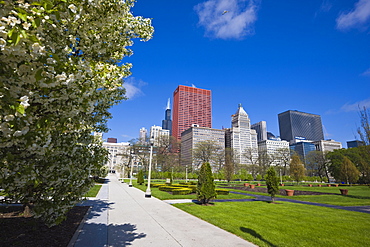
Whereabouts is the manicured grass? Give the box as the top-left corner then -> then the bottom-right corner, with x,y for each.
174,201 -> 370,247
84,184 -> 102,197
280,185 -> 370,206
130,182 -> 254,200
225,185 -> 370,206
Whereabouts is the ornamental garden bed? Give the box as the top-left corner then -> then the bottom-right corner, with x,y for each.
153,183 -> 229,195
226,186 -> 336,196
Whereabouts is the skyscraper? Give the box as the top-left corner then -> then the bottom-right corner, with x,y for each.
229,104 -> 258,165
139,127 -> 147,144
162,98 -> 172,135
278,110 -> 324,143
251,121 -> 267,142
172,85 -> 212,140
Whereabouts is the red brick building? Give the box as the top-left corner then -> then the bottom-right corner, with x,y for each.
172,85 -> 212,140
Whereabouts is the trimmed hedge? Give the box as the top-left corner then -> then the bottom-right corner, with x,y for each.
172,188 -> 192,195
150,183 -> 165,188
215,189 -> 229,195
158,185 -> 192,195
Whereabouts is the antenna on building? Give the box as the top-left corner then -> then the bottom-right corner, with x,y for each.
323,124 -> 329,140
166,98 -> 170,110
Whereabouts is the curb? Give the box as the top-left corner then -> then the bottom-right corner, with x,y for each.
67,206 -> 92,247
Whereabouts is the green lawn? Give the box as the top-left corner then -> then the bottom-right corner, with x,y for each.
227,185 -> 370,206
283,186 -> 370,206
174,201 -> 370,247
84,184 -> 102,197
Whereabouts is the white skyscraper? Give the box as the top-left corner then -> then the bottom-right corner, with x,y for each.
150,125 -> 170,146
139,127 -> 147,143
230,104 -> 258,165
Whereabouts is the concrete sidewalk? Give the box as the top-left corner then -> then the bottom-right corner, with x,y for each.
73,174 -> 256,246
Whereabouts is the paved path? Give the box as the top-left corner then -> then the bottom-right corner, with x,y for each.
72,175 -> 257,247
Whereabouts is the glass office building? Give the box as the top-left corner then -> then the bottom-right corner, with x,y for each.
278,110 -> 324,142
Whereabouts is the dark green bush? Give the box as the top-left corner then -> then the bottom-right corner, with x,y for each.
137,170 -> 144,185
197,162 -> 217,204
172,188 -> 192,195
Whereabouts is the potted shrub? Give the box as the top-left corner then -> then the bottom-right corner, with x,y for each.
285,189 -> 294,196
339,189 -> 348,195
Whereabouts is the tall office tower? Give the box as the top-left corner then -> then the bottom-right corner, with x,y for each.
172,85 -> 212,140
278,110 -> 324,143
251,121 -> 267,142
290,142 -> 316,163
139,127 -> 147,143
230,104 -> 258,165
162,98 -> 172,135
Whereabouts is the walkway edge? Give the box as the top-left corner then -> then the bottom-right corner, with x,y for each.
67,206 -> 92,247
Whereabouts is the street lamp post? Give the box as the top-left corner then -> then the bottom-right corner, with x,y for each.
280,168 -> 282,185
145,136 -> 154,198
185,166 -> 188,183
129,148 -> 134,187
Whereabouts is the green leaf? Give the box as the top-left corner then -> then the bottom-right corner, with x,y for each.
34,18 -> 41,28
29,35 -> 39,43
11,31 -> 20,45
18,13 -> 28,22
16,103 -> 25,115
20,29 -> 28,39
7,28 -> 15,38
35,69 -> 43,81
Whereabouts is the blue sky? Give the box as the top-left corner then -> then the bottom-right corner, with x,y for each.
105,0 -> 370,147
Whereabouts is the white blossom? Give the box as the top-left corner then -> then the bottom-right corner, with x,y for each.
20,96 -> 30,108
68,4 -> 77,13
4,115 -> 15,121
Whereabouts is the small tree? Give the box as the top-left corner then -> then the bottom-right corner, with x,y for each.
340,156 -> 360,185
197,162 -> 217,205
137,170 -> 144,185
290,154 -> 306,184
224,147 -> 235,183
266,167 -> 279,202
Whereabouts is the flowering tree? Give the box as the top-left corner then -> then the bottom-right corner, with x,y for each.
0,0 -> 153,226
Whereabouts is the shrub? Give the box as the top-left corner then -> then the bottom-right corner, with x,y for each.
266,167 -> 279,202
158,186 -> 177,192
197,163 -> 217,204
215,189 -> 229,195
137,170 -> 144,185
172,188 -> 192,195
150,183 -> 165,188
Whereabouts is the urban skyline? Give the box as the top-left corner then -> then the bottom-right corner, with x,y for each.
107,87 -> 358,148
104,1 -> 370,147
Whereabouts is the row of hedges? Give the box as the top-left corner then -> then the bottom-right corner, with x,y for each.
149,183 -> 229,196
